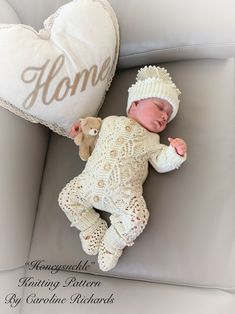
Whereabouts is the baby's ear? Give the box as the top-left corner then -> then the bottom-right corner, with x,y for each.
130,101 -> 138,112
132,101 -> 138,106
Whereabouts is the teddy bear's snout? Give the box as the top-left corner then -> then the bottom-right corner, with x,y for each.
89,129 -> 98,136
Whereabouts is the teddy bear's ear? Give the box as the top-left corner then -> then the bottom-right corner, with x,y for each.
80,118 -> 87,127
97,117 -> 102,123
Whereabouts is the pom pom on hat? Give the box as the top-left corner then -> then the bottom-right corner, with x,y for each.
127,65 -> 181,122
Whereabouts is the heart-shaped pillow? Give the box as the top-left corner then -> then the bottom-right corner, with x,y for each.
0,0 -> 119,137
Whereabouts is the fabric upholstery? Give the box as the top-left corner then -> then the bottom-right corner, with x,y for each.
29,58 -> 235,289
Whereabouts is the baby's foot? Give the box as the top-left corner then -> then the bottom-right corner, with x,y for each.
79,218 -> 108,255
98,240 -> 123,271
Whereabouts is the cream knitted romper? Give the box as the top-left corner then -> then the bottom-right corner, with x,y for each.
58,116 -> 186,271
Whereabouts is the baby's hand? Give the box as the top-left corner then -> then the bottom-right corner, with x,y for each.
70,121 -> 80,138
168,137 -> 187,156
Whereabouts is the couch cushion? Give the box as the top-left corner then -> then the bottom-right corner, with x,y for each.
112,0 -> 235,68
29,58 -> 235,289
18,268 -> 235,314
0,0 -> 20,23
0,267 -> 26,313
7,0 -> 235,68
7,0 -> 68,30
0,0 -> 49,271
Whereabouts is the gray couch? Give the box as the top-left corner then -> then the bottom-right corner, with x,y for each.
1,0 -> 235,313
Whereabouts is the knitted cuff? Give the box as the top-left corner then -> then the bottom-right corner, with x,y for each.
70,209 -> 100,231
103,225 -> 127,251
82,218 -> 107,238
165,145 -> 187,169
150,144 -> 187,173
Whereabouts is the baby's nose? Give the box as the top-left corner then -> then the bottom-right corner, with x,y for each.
161,112 -> 168,121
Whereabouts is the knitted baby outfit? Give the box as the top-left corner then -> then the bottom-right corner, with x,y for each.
58,116 -> 186,271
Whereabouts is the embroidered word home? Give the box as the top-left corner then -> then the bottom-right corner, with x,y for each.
21,54 -> 111,109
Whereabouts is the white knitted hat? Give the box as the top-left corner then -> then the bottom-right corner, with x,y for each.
127,66 -> 181,122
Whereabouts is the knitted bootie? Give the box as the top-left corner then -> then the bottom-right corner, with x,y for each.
79,218 -> 108,255
70,209 -> 108,255
98,225 -> 127,271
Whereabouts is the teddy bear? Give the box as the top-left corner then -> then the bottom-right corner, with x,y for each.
70,117 -> 102,161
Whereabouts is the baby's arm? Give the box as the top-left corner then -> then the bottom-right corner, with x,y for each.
149,137 -> 187,173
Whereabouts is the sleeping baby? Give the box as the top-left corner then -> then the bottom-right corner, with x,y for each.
58,65 -> 187,271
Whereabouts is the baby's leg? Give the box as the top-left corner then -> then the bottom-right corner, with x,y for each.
98,195 -> 149,271
58,176 -> 107,255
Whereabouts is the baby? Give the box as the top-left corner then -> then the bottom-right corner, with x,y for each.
58,66 -> 187,272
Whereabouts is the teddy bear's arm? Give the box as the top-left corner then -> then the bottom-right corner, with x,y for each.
74,132 -> 84,146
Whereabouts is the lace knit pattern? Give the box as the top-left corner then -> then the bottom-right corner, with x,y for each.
58,175 -> 108,255
79,219 -> 108,255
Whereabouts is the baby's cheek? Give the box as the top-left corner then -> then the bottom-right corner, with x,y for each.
140,112 -> 152,125
143,119 -> 154,130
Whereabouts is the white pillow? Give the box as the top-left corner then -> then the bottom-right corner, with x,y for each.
0,0 -> 119,137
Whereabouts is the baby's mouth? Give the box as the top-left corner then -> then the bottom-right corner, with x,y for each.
154,120 -> 162,128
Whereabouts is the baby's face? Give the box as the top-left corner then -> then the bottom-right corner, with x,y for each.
128,97 -> 173,133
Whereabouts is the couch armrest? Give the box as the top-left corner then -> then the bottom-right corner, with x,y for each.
109,0 -> 235,68
0,0 -> 20,23
0,108 -> 49,270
